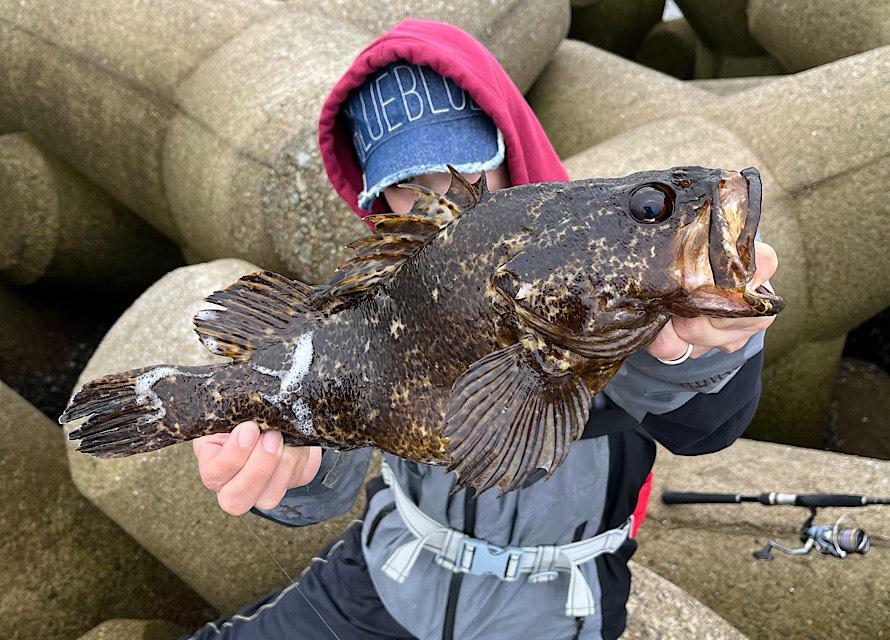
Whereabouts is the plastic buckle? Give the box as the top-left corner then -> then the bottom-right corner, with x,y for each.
458,538 -> 523,581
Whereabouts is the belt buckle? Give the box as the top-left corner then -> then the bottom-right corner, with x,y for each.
458,538 -> 523,581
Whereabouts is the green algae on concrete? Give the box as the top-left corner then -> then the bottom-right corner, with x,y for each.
77,619 -> 184,640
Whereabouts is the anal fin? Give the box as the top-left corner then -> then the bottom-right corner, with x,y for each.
444,343 -> 591,495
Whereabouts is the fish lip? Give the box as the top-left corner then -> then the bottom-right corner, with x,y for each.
738,167 -> 761,282
678,168 -> 784,318
742,282 -> 785,316
708,169 -> 757,290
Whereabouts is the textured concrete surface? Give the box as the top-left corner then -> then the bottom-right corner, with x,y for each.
0,282 -> 65,389
569,0 -> 665,58
529,41 -> 714,159
692,41 -> 785,79
625,561 -> 746,639
827,359 -> 890,460
63,259 -> 378,612
749,335 -> 846,447
536,43 -> 890,445
77,619 -> 184,640
636,439 -> 890,640
675,0 -> 766,57
0,382 -> 214,640
636,18 -> 698,80
310,0 -> 570,94
748,0 -> 890,72
0,133 -> 182,290
691,76 -> 775,96
0,0 -> 568,283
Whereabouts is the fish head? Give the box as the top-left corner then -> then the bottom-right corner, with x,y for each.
489,166 -> 784,358
579,165 -> 785,319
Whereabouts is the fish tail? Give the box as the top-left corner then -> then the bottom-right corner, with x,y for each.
60,363 -> 221,458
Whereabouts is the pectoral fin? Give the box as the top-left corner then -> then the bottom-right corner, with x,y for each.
444,343 -> 590,495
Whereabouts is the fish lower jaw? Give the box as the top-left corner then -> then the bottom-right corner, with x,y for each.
741,284 -> 785,316
680,282 -> 784,318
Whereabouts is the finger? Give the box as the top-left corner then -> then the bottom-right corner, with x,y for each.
193,432 -> 229,457
254,446 -> 307,510
750,241 -> 778,288
198,421 -> 260,492
216,430 -> 284,516
672,316 -> 759,350
721,338 -> 751,354
690,344 -> 712,359
644,320 -> 690,361
293,446 -> 323,487
709,314 -> 775,332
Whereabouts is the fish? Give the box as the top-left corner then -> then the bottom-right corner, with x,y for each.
60,166 -> 784,495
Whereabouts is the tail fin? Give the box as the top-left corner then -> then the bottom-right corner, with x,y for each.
60,364 -> 217,458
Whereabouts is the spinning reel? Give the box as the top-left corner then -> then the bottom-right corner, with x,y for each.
753,512 -> 870,560
661,491 -> 887,561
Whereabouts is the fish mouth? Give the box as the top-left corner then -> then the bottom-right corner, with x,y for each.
672,168 -> 784,317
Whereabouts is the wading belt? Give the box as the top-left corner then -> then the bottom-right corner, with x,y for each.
379,460 -> 633,617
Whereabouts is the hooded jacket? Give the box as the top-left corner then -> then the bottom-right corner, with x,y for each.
256,19 -> 765,640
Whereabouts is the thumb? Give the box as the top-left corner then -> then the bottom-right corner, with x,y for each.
750,241 -> 778,289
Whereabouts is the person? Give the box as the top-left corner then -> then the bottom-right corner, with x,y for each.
184,19 -> 777,640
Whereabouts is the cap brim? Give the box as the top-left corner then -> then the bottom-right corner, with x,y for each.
358,119 -> 504,211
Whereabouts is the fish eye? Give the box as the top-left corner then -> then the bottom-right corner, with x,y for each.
629,184 -> 674,223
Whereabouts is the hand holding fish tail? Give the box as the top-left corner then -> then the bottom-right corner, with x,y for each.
193,424 -> 322,516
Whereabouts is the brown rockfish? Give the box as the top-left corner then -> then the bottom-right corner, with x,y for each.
61,166 -> 784,495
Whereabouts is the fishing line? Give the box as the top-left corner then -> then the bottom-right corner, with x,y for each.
238,513 -> 294,584
237,514 -> 344,640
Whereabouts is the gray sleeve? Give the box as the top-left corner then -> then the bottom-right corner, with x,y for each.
603,331 -> 765,422
250,446 -> 373,527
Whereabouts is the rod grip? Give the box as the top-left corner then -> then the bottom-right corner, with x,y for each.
661,492 -> 741,505
796,494 -> 866,508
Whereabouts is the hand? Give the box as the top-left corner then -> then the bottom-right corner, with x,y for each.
193,421 -> 323,516
646,241 -> 779,361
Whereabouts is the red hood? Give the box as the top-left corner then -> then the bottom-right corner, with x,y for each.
318,18 -> 568,218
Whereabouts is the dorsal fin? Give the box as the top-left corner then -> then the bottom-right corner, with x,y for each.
327,213 -> 440,300
444,165 -> 489,210
193,270 -> 322,361
327,169 -> 487,303
398,183 -> 461,225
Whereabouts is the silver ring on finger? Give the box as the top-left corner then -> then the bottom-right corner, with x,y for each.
656,342 -> 694,365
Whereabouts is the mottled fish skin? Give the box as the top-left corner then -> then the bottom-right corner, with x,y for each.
62,166 -> 784,494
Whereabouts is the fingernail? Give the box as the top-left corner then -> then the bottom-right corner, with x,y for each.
237,422 -> 259,448
262,430 -> 281,454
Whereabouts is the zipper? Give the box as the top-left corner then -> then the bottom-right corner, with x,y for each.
442,488 -> 476,640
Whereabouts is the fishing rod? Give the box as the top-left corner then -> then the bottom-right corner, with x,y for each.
661,491 -> 890,560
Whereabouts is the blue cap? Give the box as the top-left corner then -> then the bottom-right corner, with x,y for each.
344,62 -> 504,210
